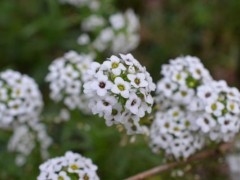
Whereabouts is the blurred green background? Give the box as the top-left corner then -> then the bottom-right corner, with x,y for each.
0,0 -> 240,179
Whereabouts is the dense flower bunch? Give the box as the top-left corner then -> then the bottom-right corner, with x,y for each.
196,80 -> 240,142
157,56 -> 212,109
46,51 -> 94,113
150,106 -> 204,159
151,56 -> 240,158
37,151 -> 99,180
84,54 -> 156,134
8,120 -> 52,166
78,9 -> 140,54
0,70 -> 43,128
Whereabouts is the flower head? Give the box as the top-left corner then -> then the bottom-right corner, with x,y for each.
46,51 -> 94,114
37,151 -> 99,180
0,70 -> 43,128
196,80 -> 240,142
149,106 -> 204,159
78,9 -> 140,54
84,54 -> 156,134
157,56 -> 212,107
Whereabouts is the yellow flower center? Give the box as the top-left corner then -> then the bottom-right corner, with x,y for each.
211,103 -> 217,111
112,62 -> 119,69
134,78 -> 140,85
58,176 -> 64,180
70,164 -> 79,170
118,84 -> 125,91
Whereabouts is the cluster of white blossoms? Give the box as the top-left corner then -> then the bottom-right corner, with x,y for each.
150,106 -> 204,159
8,120 -> 52,166
46,51 -> 94,114
196,80 -> 240,142
151,55 -> 240,158
38,151 -> 99,180
78,9 -> 140,54
157,56 -> 212,109
84,54 -> 156,134
0,70 -> 43,128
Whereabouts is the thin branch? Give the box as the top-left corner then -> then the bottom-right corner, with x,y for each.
125,142 -> 233,180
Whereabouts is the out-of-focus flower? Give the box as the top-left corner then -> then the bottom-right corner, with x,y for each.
196,80 -> 240,142
149,106 -> 204,159
0,70 -> 43,128
157,56 -> 212,109
46,51 -> 94,114
8,120 -> 52,166
78,9 -> 140,54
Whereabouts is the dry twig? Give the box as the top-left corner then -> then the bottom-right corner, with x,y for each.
125,143 -> 233,180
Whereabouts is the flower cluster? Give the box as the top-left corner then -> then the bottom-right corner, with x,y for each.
37,151 -> 99,180
196,80 -> 240,142
8,120 -> 52,166
0,70 -> 43,128
84,54 -> 156,134
151,55 -> 240,158
78,9 -> 140,54
150,106 -> 204,159
157,56 -> 212,109
46,51 -> 94,114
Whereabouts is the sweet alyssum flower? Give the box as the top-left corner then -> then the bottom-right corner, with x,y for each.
37,151 -> 99,180
84,53 -> 156,134
78,9 -> 140,54
8,120 -> 52,166
46,51 -> 94,114
157,56 -> 212,109
0,70 -> 43,128
196,80 -> 240,142
149,106 -> 205,159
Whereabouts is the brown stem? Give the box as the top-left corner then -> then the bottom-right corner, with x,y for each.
125,143 -> 233,180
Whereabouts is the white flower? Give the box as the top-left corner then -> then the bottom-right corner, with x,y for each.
218,114 -> 238,134
197,85 -> 218,103
226,100 -> 240,114
157,79 -> 177,97
196,80 -> 240,141
172,71 -> 188,85
78,9 -> 140,54
102,55 -> 126,75
111,77 -> 130,98
156,55 -> 213,108
150,106 -> 205,159
82,15 -> 105,31
57,171 -> 70,180
125,93 -> 142,115
205,101 -> 224,117
8,121 -> 52,166
84,53 -> 155,134
196,114 -> 216,133
96,96 -> 117,115
91,74 -> 113,96
99,28 -> 114,43
173,86 -> 194,104
109,13 -> 125,30
46,51 -> 94,113
77,34 -> 90,45
127,73 -> 148,88
0,70 -> 43,128
37,151 -> 99,180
